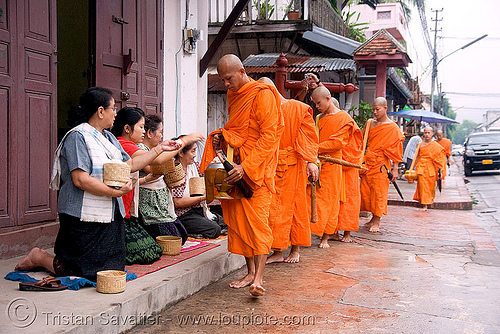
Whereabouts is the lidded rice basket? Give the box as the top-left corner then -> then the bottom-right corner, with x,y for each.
96,270 -> 126,294
189,177 -> 205,197
156,236 -> 182,256
161,160 -> 185,188
103,160 -> 130,187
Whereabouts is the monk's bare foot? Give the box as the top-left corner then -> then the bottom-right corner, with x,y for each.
318,240 -> 330,248
15,247 -> 44,271
369,224 -> 380,233
328,232 -> 340,241
341,231 -> 353,243
364,219 -> 374,228
266,251 -> 284,264
284,251 -> 300,263
229,274 -> 254,288
249,283 -> 265,297
420,205 -> 428,211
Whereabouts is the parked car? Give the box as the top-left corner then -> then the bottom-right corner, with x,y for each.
463,132 -> 500,176
451,144 -> 464,156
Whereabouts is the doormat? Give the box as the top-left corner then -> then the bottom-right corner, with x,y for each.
125,240 -> 220,278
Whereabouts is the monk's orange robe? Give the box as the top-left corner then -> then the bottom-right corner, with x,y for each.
436,137 -> 452,177
413,141 -> 446,205
337,120 -> 363,232
268,100 -> 318,250
200,80 -> 283,257
310,110 -> 356,236
360,122 -> 404,217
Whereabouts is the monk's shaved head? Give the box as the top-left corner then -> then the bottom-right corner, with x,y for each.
217,54 -> 243,73
436,129 -> 443,135
258,77 -> 275,87
373,97 -> 387,107
217,54 -> 249,92
424,126 -> 434,133
311,86 -> 331,100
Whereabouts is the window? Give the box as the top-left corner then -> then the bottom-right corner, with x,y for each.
377,11 -> 391,20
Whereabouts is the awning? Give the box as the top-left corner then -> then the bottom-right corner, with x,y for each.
302,25 -> 361,57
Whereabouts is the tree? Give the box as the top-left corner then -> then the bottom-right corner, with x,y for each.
451,120 -> 478,144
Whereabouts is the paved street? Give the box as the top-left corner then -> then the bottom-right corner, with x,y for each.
128,159 -> 500,334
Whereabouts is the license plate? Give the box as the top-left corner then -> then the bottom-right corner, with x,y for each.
482,159 -> 493,165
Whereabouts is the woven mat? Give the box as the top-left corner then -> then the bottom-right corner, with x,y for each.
125,240 -> 219,278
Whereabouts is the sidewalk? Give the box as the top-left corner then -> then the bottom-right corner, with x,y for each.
388,158 -> 472,210
0,238 -> 244,334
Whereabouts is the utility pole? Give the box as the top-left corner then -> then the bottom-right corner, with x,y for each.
430,8 -> 442,115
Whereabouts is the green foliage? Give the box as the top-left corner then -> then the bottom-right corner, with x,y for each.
342,9 -> 369,42
253,0 -> 275,20
350,101 -> 373,129
452,120 -> 479,145
283,0 -> 300,12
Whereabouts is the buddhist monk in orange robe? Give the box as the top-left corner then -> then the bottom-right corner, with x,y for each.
412,126 -> 446,211
360,97 -> 404,233
258,78 -> 319,264
337,115 -> 363,243
309,86 -> 358,248
435,129 -> 452,177
199,55 -> 282,297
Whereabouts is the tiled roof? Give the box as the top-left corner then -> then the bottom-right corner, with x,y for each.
242,53 -> 357,74
353,29 -> 407,56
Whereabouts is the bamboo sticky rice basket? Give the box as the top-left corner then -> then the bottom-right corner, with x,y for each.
96,270 -> 126,294
103,160 -> 130,187
156,236 -> 182,256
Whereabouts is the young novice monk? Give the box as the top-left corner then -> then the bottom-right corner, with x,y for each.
360,97 -> 404,233
310,86 -> 359,248
259,77 -> 319,264
411,126 -> 446,211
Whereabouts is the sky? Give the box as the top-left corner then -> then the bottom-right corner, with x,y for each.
405,0 -> 500,124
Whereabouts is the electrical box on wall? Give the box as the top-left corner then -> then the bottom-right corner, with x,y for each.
183,28 -> 200,54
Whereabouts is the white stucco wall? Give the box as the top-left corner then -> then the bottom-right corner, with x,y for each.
163,0 -> 208,139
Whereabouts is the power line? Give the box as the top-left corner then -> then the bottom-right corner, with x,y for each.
444,92 -> 500,97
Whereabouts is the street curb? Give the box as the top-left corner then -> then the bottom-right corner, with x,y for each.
388,198 -> 473,210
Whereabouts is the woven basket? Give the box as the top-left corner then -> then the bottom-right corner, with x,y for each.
164,163 -> 185,188
156,236 -> 182,256
96,270 -> 126,294
103,160 -> 130,187
151,158 -> 176,175
189,177 -> 205,197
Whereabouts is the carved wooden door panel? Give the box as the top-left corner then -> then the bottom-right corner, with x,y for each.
93,0 -> 163,114
0,0 -> 58,227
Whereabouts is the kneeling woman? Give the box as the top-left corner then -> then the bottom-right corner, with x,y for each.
14,87 -> 203,280
171,139 -> 226,239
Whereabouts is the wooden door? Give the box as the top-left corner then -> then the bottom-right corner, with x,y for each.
0,0 -> 58,227
93,0 -> 163,114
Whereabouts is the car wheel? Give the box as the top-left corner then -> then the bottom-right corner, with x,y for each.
464,165 -> 473,177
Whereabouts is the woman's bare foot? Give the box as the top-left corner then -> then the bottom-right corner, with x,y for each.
266,251 -> 284,264
229,274 -> 254,288
15,247 -> 50,271
249,283 -> 265,296
341,231 -> 353,243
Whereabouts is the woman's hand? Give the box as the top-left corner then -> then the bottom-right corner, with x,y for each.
159,139 -> 181,152
182,133 -> 205,146
112,179 -> 133,197
307,162 -> 319,182
224,164 -> 244,184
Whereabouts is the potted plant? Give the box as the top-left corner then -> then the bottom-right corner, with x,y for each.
285,0 -> 300,20
253,0 -> 275,20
